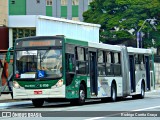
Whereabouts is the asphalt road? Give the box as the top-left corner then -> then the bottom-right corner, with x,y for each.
0,92 -> 160,120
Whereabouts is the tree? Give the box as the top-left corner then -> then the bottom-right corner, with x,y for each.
83,0 -> 160,48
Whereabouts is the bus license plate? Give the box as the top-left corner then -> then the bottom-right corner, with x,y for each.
34,90 -> 42,95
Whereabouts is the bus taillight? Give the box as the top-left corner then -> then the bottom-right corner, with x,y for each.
15,73 -> 20,78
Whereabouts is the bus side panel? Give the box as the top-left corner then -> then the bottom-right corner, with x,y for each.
121,47 -> 130,96
97,77 -> 110,97
135,71 -> 146,94
96,77 -> 123,98
65,76 -> 88,99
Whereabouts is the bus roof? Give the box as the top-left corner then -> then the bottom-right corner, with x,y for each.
127,47 -> 152,54
65,38 -> 121,51
15,36 -> 152,55
15,36 -> 64,42
88,42 -> 121,51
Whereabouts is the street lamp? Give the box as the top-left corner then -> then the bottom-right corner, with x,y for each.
137,19 -> 155,48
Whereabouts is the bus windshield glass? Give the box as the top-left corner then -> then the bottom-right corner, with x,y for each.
15,49 -> 62,79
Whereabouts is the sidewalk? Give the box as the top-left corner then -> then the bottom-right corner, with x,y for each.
0,94 -> 15,103
0,84 -> 160,102
145,84 -> 160,95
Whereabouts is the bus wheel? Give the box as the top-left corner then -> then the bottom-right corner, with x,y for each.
32,99 -> 44,107
78,84 -> 86,105
111,84 -> 117,102
138,83 -> 145,99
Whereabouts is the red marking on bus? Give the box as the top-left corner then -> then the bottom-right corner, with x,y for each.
34,90 -> 42,95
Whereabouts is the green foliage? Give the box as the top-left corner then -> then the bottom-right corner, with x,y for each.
83,0 -> 160,48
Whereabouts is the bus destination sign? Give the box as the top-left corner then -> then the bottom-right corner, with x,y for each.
16,39 -> 62,48
29,41 -> 51,47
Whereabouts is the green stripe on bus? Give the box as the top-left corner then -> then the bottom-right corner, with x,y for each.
65,38 -> 88,46
16,79 -> 59,89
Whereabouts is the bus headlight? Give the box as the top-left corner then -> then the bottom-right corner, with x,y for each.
51,79 -> 63,89
13,81 -> 21,89
57,79 -> 63,87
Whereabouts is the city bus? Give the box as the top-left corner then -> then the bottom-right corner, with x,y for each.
6,36 -> 153,107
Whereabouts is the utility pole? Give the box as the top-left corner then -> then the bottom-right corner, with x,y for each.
137,19 -> 154,48
137,19 -> 157,90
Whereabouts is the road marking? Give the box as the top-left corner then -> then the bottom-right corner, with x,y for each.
132,105 -> 160,111
84,117 -> 105,120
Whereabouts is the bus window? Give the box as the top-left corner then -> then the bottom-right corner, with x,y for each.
66,54 -> 75,73
135,54 -> 145,70
113,52 -> 121,76
135,54 -> 139,70
114,53 -> 119,63
85,48 -> 88,61
106,52 -> 111,63
76,47 -> 85,61
98,50 -> 104,63
98,51 -> 106,76
76,62 -> 86,74
37,49 -> 62,78
139,55 -> 145,70
75,47 -> 87,75
106,51 -> 113,76
15,49 -> 62,79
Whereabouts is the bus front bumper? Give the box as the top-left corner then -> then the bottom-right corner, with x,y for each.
13,86 -> 65,99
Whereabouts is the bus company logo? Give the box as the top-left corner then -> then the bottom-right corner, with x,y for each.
2,112 -> 11,117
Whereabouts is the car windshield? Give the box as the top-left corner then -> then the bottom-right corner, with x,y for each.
15,49 -> 62,79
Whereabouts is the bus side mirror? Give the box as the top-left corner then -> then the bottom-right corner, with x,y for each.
6,47 -> 13,63
6,51 -> 10,63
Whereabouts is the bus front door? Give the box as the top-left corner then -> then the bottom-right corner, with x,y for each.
129,55 -> 136,93
145,56 -> 150,91
89,52 -> 98,96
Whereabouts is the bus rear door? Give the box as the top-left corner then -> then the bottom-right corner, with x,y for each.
129,55 -> 136,93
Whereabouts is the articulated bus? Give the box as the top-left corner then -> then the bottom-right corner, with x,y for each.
6,36 -> 153,107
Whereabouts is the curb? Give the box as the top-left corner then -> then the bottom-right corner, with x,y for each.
0,94 -> 13,102
145,89 -> 160,95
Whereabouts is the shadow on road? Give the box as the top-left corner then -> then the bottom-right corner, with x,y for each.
2,96 -> 155,109
28,96 -> 142,109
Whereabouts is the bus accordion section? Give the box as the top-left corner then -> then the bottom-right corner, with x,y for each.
126,47 -> 153,99
7,35 -> 154,107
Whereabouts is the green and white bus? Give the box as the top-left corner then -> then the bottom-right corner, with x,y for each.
7,36 -> 153,107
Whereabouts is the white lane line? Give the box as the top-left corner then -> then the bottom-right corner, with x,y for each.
84,117 -> 105,120
132,105 -> 160,111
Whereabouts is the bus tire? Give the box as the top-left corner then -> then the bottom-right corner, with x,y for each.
138,83 -> 145,99
70,84 -> 86,105
132,83 -> 145,99
32,99 -> 44,107
110,84 -> 117,102
78,84 -> 86,105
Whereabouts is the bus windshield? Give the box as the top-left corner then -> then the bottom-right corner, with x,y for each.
15,49 -> 62,79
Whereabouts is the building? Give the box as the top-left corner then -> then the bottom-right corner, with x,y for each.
8,15 -> 100,48
9,0 -> 93,21
0,0 -> 8,26
0,0 -> 9,50
8,0 -> 93,48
